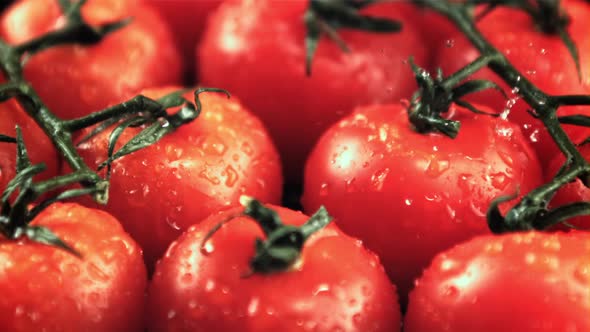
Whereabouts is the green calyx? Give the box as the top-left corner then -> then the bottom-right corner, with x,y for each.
304,0 -> 402,76
0,128 -> 80,257
407,58 -> 504,138
202,196 -> 333,275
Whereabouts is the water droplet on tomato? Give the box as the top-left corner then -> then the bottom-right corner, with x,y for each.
404,198 -> 413,206
490,172 -> 509,190
574,264 -> 590,284
87,263 -> 109,282
182,273 -> 193,284
425,157 -> 450,177
205,279 -> 216,292
371,168 -> 390,191
319,183 -> 330,196
223,165 -> 239,187
167,310 -> 176,319
445,39 -> 455,48
353,313 -> 363,326
15,305 -> 24,316
525,252 -> 536,265
188,300 -> 197,309
497,150 -> 514,167
313,283 -> 331,296
200,240 -> 215,256
440,259 -> 456,272
446,204 -> 456,219
241,142 -> 253,156
443,285 -> 459,298
345,178 -> 357,193
424,193 -> 442,203
247,297 -> 259,316
529,129 -> 540,143
469,200 -> 486,217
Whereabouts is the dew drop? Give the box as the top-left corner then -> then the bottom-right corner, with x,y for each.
345,178 -> 357,193
201,241 -> 215,255
319,183 -> 330,196
15,305 -> 24,316
167,310 -> 176,319
313,283 -> 331,296
443,285 -> 459,298
446,204 -> 456,219
574,264 -> 590,284
241,142 -> 253,156
445,39 -> 455,48
404,198 -> 413,206
223,165 -> 239,187
498,150 -> 514,167
205,279 -> 215,292
440,259 -> 456,271
247,297 -> 259,316
490,172 -> 509,190
525,252 -> 536,265
371,168 -> 390,191
425,157 -> 450,177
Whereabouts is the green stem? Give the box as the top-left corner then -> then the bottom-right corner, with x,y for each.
63,95 -> 163,131
441,53 -> 500,90
554,94 -> 590,106
0,41 -> 103,192
417,0 -> 590,230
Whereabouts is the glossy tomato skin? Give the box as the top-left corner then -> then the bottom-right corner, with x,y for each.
0,100 -> 58,194
72,87 -> 282,271
0,0 -> 182,120
404,231 -> 590,331
147,205 -> 401,332
434,2 -> 590,167
0,203 -> 147,332
145,0 -> 222,76
198,0 -> 429,182
546,145 -> 590,230
302,103 -> 543,304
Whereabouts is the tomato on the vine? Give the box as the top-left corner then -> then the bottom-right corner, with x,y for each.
71,87 -> 282,270
404,231 -> 590,331
434,1 -> 590,167
0,203 -> 147,332
0,0 -> 182,120
147,203 -> 401,332
0,100 -> 58,194
303,102 -> 543,303
546,144 -> 590,230
198,0 -> 429,182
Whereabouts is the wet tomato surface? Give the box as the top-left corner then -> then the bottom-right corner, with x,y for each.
147,205 -> 401,332
303,102 -> 543,303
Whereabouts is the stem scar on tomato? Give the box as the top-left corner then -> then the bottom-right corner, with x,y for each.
201,196 -> 333,275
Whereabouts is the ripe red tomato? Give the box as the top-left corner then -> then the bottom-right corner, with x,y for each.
0,0 -> 182,120
0,202 -> 147,332
198,0 -> 429,182
0,100 -> 58,194
145,0 -> 222,75
545,144 -> 590,230
72,87 -> 282,270
147,204 -> 401,332
302,102 -> 543,304
434,1 -> 590,167
404,231 -> 590,331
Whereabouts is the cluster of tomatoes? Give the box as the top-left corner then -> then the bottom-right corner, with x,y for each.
1,0 -> 590,331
